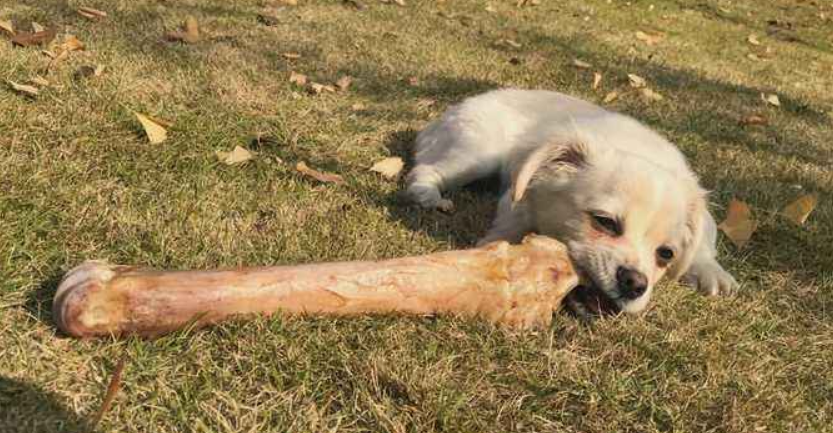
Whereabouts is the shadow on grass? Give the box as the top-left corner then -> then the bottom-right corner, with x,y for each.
0,376 -> 93,433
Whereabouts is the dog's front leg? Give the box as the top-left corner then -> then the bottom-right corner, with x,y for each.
477,193 -> 534,246
682,210 -> 738,296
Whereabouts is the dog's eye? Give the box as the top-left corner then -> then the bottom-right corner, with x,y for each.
656,246 -> 675,265
591,214 -> 621,236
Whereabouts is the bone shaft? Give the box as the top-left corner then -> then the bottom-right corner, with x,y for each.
53,236 -> 577,338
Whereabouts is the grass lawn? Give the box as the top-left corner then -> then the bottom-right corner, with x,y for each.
1,0 -> 832,431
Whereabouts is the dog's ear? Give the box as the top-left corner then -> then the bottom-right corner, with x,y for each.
512,140 -> 591,203
666,186 -> 708,281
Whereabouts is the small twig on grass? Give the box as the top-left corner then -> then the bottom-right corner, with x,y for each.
92,351 -> 128,428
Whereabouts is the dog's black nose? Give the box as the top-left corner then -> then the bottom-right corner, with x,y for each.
616,266 -> 648,299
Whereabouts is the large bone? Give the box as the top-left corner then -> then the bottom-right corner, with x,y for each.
53,235 -> 577,338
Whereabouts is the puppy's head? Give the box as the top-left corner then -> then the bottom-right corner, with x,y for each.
513,139 -> 706,316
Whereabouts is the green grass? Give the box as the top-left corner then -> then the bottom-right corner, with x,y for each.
1,0 -> 832,431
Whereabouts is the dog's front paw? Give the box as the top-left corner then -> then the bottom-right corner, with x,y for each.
682,260 -> 738,296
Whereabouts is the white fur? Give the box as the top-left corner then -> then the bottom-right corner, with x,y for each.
406,89 -> 737,313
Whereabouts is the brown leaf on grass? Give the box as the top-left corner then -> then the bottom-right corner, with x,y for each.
592,72 -> 602,89
393,0 -> 406,6
78,6 -> 108,20
289,71 -> 307,86
571,58 -> 592,69
640,87 -> 663,101
781,194 -> 817,225
282,52 -> 301,59
7,80 -> 39,97
740,114 -> 767,126
747,34 -> 761,45
309,82 -> 336,94
0,20 -> 14,36
134,112 -> 168,144
58,35 -> 85,52
603,91 -> 619,103
11,28 -> 56,47
296,161 -> 344,184
635,30 -> 664,45
627,73 -> 646,88
166,16 -> 200,44
216,146 -> 256,165
92,354 -> 127,428
351,102 -> 366,111
762,93 -> 780,107
335,75 -> 353,91
718,199 -> 757,248
31,22 -> 45,33
370,157 -> 404,180
497,38 -> 522,48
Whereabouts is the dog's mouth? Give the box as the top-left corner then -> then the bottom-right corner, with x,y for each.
564,280 -> 622,321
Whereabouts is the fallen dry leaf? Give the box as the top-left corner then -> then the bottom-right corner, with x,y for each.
592,72 -> 602,89
11,28 -> 56,47
0,20 -> 14,35
762,93 -> 780,107
289,71 -> 307,86
781,194 -> 817,225
740,114 -> 767,126
497,38 -> 522,48
718,199 -> 757,248
572,58 -> 592,69
30,76 -> 49,87
640,87 -> 663,101
296,161 -> 344,184
134,112 -> 168,144
282,52 -> 301,59
309,82 -> 336,94
351,102 -> 366,111
335,75 -> 353,91
603,91 -> 619,103
627,73 -> 646,88
77,6 -> 108,20
370,157 -> 404,180
58,35 -> 85,53
747,34 -> 761,45
635,30 -> 664,45
31,22 -> 45,33
485,5 -> 496,12
166,16 -> 200,43
747,53 -> 761,61
216,146 -> 256,165
7,80 -> 39,97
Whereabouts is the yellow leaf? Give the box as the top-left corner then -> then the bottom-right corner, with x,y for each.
572,58 -> 592,69
0,20 -> 14,35
296,161 -> 344,184
781,194 -> 817,225
77,6 -> 108,20
370,157 -> 404,180
603,91 -> 619,103
309,82 -> 335,94
627,73 -> 646,88
30,76 -> 49,87
289,71 -> 307,86
184,16 -> 200,43
718,199 -> 757,248
58,35 -> 85,52
216,146 -> 255,165
635,30 -> 663,45
134,112 -> 168,144
282,52 -> 301,59
7,80 -> 39,97
762,93 -> 780,107
747,34 -> 761,45
640,87 -> 663,101
592,72 -> 602,90
31,22 -> 45,33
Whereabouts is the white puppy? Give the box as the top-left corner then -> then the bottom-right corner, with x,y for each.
406,89 -> 737,315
